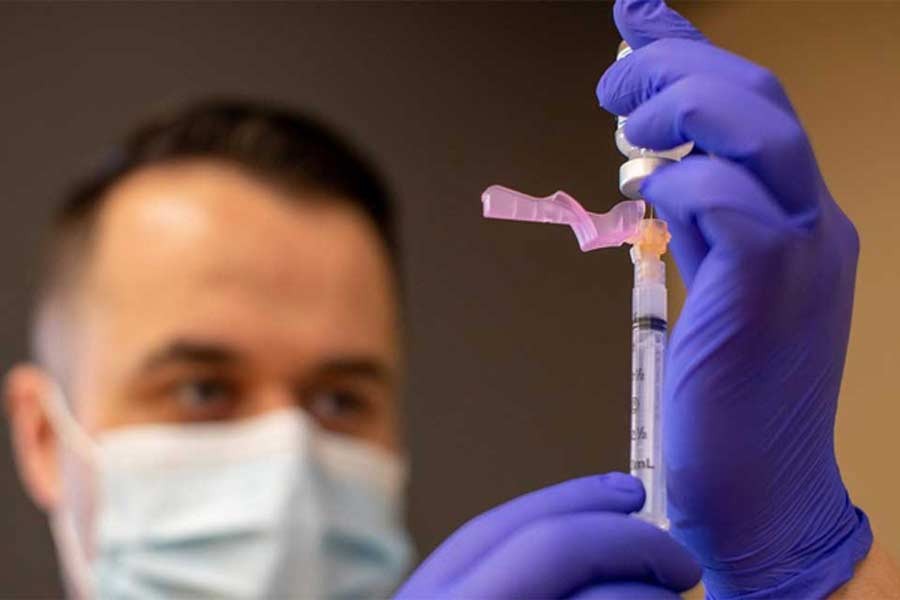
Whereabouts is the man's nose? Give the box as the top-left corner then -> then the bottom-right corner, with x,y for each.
242,383 -> 298,418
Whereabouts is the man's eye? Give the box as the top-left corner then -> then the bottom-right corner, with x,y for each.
305,389 -> 372,428
174,378 -> 236,412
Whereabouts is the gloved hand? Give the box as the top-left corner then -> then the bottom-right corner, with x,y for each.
395,473 -> 700,599
597,1 -> 872,598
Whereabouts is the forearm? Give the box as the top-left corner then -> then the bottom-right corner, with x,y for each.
831,541 -> 900,599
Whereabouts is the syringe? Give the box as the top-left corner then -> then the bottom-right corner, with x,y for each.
481,185 -> 671,529
480,40 -> 688,533
481,187 -> 673,530
628,219 -> 671,530
615,40 -> 687,529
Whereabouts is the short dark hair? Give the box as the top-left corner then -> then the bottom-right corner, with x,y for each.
58,98 -> 396,256
32,99 -> 398,364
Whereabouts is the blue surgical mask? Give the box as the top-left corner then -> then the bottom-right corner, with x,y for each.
45,390 -> 413,600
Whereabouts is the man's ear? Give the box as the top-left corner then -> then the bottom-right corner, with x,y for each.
4,363 -> 60,511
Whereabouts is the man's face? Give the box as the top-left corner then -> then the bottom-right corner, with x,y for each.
61,159 -> 401,450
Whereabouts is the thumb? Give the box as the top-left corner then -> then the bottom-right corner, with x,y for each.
613,0 -> 707,49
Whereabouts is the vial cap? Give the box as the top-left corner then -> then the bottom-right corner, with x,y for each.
619,157 -> 673,199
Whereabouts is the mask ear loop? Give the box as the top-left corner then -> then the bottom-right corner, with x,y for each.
40,382 -> 99,600
41,383 -> 100,463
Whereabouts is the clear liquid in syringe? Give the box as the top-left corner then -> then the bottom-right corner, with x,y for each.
630,313 -> 668,529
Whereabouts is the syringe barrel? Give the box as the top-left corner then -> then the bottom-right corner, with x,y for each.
630,256 -> 669,530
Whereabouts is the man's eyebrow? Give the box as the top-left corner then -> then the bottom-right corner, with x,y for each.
139,339 -> 242,372
310,357 -> 395,385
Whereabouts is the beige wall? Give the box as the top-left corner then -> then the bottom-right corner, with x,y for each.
675,1 -> 900,560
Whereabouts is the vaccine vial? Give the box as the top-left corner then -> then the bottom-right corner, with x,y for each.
615,42 -> 693,199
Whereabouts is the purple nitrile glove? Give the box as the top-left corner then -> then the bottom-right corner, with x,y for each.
395,473 -> 701,599
597,1 -> 872,598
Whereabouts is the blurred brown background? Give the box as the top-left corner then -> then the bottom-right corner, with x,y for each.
0,2 -> 897,596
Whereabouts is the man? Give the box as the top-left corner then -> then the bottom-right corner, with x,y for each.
7,101 -> 412,597
5,1 -> 899,598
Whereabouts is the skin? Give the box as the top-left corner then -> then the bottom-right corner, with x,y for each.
5,159 -> 402,516
833,543 -> 900,599
680,543 -> 900,599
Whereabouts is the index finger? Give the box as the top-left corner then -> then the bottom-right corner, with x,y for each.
451,513 -> 702,598
598,38 -> 796,118
395,473 -> 644,595
614,0 -> 706,50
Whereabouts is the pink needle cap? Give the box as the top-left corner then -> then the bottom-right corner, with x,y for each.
481,185 -> 645,251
